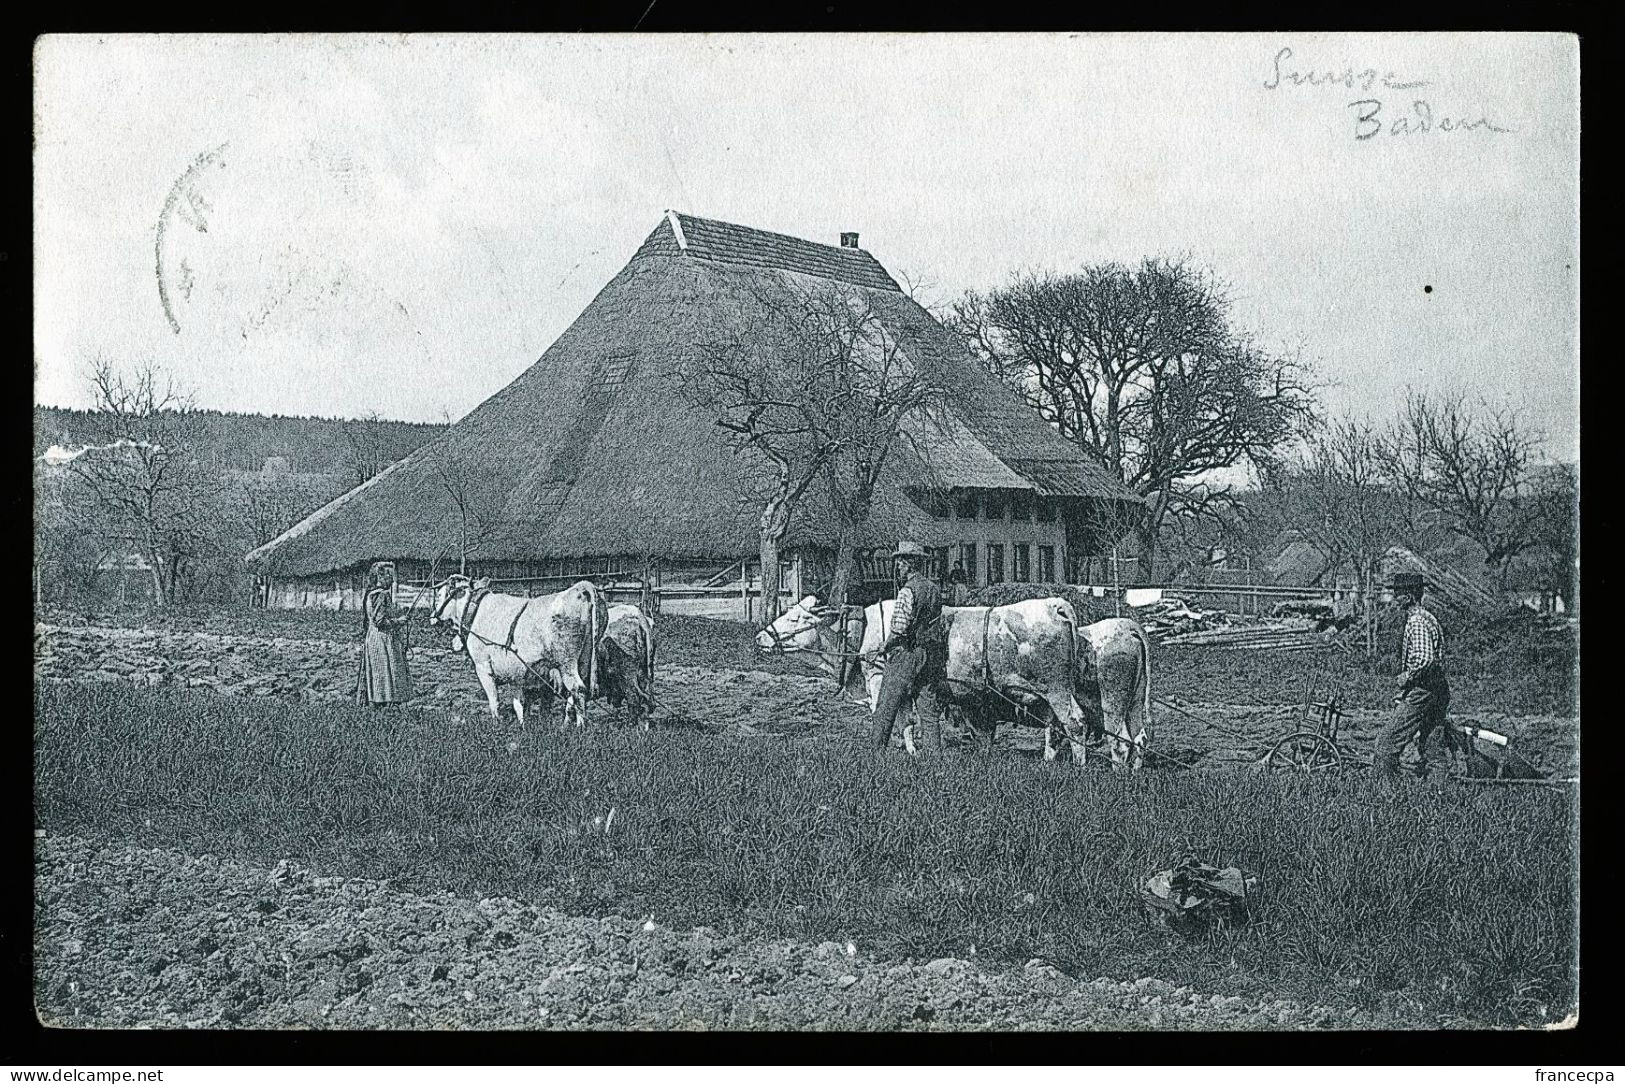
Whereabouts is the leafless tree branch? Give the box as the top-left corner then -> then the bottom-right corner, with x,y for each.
674,278 -> 948,614
948,258 -> 1321,578
65,357 -> 213,606
1375,391 -> 1546,584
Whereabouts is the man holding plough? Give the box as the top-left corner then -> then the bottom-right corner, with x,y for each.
1374,570 -> 1464,785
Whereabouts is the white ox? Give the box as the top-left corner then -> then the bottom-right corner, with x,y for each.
518,603 -> 657,729
429,575 -> 608,727
757,595 -> 1151,768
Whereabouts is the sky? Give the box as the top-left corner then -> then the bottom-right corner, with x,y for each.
34,33 -> 1579,461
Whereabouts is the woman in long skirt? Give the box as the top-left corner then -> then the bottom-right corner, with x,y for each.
356,561 -> 413,707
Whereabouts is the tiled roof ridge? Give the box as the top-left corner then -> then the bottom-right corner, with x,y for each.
669,211 -> 868,257
659,210 -> 902,292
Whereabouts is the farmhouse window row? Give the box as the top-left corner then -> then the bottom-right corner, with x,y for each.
925,489 -> 1061,524
931,540 -> 1060,586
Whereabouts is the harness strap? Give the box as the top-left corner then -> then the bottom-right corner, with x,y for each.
458,587 -> 491,656
502,596 -> 534,652
457,591 -> 563,692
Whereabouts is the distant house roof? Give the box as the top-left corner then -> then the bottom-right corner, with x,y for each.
1267,535 -> 1332,587
247,212 -> 1143,577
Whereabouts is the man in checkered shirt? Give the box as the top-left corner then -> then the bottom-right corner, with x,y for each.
869,541 -> 949,755
1374,571 -> 1461,782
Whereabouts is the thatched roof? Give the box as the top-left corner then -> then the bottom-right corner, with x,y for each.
247,212 -> 1143,577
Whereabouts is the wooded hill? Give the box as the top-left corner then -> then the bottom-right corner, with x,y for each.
33,406 -> 446,477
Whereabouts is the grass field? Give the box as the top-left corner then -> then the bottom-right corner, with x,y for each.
35,680 -> 1578,1028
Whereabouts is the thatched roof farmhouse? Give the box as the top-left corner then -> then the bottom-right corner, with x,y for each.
246,212 -> 1143,616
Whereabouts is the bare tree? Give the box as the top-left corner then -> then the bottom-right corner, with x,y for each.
238,479 -> 301,552
342,410 -> 391,489
66,358 -> 213,606
677,337 -> 839,623
34,459 -> 118,605
1068,495 -> 1150,608
1258,418 -> 1447,654
895,266 -> 949,319
236,472 -> 342,551
949,258 -> 1318,579
820,334 -> 945,605
679,280 -> 946,615
431,442 -> 512,577
1154,482 -> 1253,583
1525,462 -> 1578,612
1377,392 -> 1546,587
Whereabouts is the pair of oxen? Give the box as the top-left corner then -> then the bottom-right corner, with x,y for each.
427,576 -> 1152,770
427,575 -> 655,729
757,594 -> 1152,769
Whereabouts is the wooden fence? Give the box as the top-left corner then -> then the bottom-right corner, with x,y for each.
391,550 -> 916,625
1136,581 -> 1360,618
395,558 -> 799,624
391,567 -> 1360,624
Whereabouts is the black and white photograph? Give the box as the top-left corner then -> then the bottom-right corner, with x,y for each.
31,32 -> 1579,1034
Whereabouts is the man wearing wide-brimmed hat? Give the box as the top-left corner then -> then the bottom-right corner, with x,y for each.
1374,570 -> 1458,782
869,541 -> 949,755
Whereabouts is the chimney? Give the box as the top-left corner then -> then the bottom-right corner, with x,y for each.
840,232 -> 860,249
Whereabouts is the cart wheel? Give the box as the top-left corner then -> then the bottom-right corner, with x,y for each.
1267,732 -> 1343,775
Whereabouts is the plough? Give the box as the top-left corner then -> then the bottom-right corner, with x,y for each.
1150,670 -> 1575,786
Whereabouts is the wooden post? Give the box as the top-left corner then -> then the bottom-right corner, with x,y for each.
1363,567 -> 1377,658
1112,546 -> 1121,617
741,558 -> 751,623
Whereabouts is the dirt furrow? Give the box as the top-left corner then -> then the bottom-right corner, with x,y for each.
34,833 -> 1444,1031
34,623 -> 1576,774
34,622 -> 862,736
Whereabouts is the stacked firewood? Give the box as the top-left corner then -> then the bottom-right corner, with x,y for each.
1136,596 -> 1230,639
